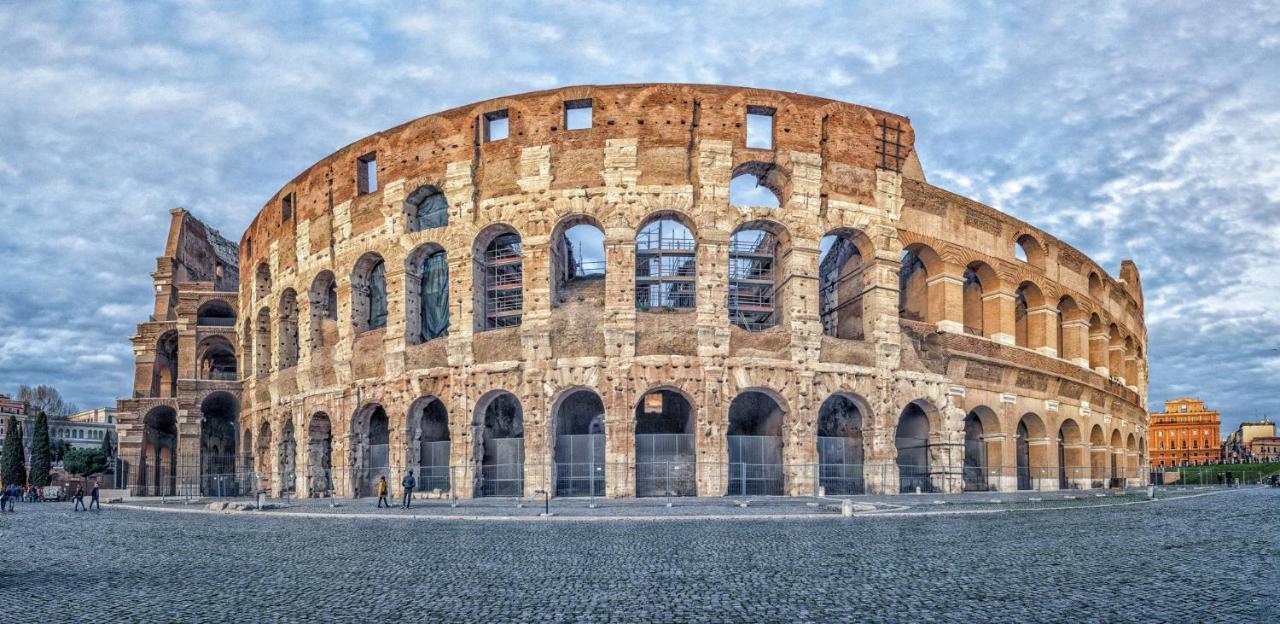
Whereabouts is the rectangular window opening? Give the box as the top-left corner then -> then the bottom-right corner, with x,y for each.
484,110 -> 509,142
565,99 -> 592,130
357,152 -> 378,194
746,106 -> 775,149
281,192 -> 294,222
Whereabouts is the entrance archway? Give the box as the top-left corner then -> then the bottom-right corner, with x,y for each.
896,402 -> 933,493
278,417 -> 297,495
963,407 -> 999,491
407,397 -> 450,493
475,392 -> 524,497
1016,413 -> 1048,490
1058,419 -> 1083,489
816,393 -> 866,495
140,406 -> 177,496
351,404 -> 389,497
726,390 -> 785,495
635,388 -> 695,497
306,412 -> 332,497
553,388 -> 606,497
198,392 -> 238,496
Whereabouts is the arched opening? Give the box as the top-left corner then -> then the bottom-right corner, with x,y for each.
963,262 -> 999,337
898,245 -> 939,323
307,270 -> 338,350
728,162 -> 782,207
1090,425 -> 1107,489
896,402 -> 933,493
197,336 -> 237,381
551,216 -> 606,308
350,404 -> 389,497
255,421 -> 272,492
1088,271 -> 1103,300
475,392 -> 524,497
277,289 -> 299,369
474,225 -> 523,331
1088,314 -> 1106,370
241,428 -> 254,477
816,394 -> 865,495
139,406 -> 177,496
253,308 -> 271,376
1059,419 -> 1083,489
407,397 -> 450,493
151,331 -> 178,397
1014,234 -> 1045,268
1014,281 -> 1047,350
635,388 -> 695,497
277,417 -> 297,495
553,388 -> 606,497
1124,336 -> 1137,385
1108,325 -> 1125,382
351,253 -> 388,333
306,412 -> 333,497
728,223 -> 785,331
405,184 -> 448,232
1109,429 -> 1123,486
406,244 -> 450,345
818,230 -> 867,340
726,390 -> 785,496
1016,413 -> 1048,490
196,300 -> 236,327
963,407 -> 999,491
1126,433 -> 1138,485
1057,296 -> 1083,362
199,392 -> 239,496
254,263 -> 271,301
636,214 -> 696,311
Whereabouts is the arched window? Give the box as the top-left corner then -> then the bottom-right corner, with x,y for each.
196,300 -> 236,327
254,263 -> 271,301
307,271 -> 338,350
551,217 -> 605,307
254,307 -> 271,376
728,225 -> 781,330
1014,234 -> 1044,268
197,336 -> 237,381
351,253 -> 387,333
474,225 -> 523,331
277,289 -> 299,369
151,331 -> 178,397
406,244 -> 449,344
636,215 -> 695,310
405,185 -> 448,232
898,246 -> 935,323
818,230 -> 866,340
963,262 -> 998,337
729,163 -> 782,208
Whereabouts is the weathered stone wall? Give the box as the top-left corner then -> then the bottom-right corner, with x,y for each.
231,84 -> 1148,498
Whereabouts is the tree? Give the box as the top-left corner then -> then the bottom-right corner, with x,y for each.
62,448 -> 107,478
17,384 -> 77,417
51,439 -> 71,462
29,411 -> 52,487
1,414 -> 26,486
100,430 -> 114,461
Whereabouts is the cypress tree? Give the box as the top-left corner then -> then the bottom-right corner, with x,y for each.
100,429 -> 113,460
1,414 -> 26,487
29,411 -> 52,487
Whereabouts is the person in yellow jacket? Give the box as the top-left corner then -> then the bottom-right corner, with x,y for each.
376,475 -> 389,508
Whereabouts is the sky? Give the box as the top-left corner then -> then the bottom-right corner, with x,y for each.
1,1 -> 1277,431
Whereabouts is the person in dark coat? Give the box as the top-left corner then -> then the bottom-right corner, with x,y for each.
89,481 -> 101,511
401,470 -> 416,509
73,484 -> 86,511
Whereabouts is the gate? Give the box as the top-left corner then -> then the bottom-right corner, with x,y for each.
635,433 -> 696,497
479,437 -> 524,497
417,440 -> 451,493
555,434 -> 604,497
727,435 -> 783,496
817,436 -> 864,495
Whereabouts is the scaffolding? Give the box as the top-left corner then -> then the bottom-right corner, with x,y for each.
728,231 -> 777,330
635,222 -> 696,309
482,233 -> 523,329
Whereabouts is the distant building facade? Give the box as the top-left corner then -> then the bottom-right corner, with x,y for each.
1223,420 -> 1277,463
1249,436 -> 1280,462
1150,398 -> 1221,468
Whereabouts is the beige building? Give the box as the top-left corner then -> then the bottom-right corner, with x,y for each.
117,85 -> 1150,498
1224,420 -> 1277,462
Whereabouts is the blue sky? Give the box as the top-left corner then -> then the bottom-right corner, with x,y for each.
1,1 -> 1277,431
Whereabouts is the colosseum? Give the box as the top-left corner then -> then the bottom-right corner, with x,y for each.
114,84 -> 1150,500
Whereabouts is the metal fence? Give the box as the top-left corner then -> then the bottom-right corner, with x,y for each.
635,434 -> 696,497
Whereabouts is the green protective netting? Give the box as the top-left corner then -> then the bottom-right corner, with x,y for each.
421,251 -> 450,340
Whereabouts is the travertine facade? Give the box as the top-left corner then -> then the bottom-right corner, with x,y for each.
122,84 -> 1151,498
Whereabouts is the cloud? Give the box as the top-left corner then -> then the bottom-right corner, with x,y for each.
1,1 -> 1278,432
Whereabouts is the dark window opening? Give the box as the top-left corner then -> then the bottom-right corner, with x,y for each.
565,99 -> 592,130
281,192 -> 294,223
357,152 -> 377,195
483,110 -> 509,142
746,106 -> 774,149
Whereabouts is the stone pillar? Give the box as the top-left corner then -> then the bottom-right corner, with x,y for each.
1026,437 -> 1058,490
1028,306 -> 1057,356
985,291 -> 1017,345
1062,442 -> 1088,489
1109,344 -> 1126,384
1061,319 -> 1090,366
927,273 -> 965,333
981,433 -> 1011,491
1089,330 -> 1110,376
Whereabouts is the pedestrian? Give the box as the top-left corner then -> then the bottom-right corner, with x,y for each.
89,481 -> 101,511
376,475 -> 389,508
0,486 -> 9,512
73,484 -> 86,511
401,470 -> 416,509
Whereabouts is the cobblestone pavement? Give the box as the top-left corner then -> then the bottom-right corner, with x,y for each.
1,488 -> 1275,623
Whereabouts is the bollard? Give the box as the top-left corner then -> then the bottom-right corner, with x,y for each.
841,499 -> 854,517
1147,485 -> 1154,500
257,491 -> 265,510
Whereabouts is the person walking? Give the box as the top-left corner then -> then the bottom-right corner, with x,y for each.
0,485 -> 10,512
376,475 -> 390,508
72,484 -> 86,511
89,481 -> 101,511
401,470 -> 416,509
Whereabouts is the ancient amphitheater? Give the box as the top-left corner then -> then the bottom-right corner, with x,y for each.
115,84 -> 1149,499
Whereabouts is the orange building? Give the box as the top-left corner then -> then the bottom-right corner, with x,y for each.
1150,398 -> 1221,468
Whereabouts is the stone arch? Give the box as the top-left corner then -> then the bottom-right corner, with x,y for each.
151,330 -> 179,398
404,184 -> 448,232
963,261 -> 1000,337
1126,432 -> 1138,484
305,412 -> 333,497
636,211 -> 697,311
550,387 -> 606,497
963,406 -> 1001,492
729,161 -> 784,208
1088,270 -> 1104,300
817,392 -> 869,495
899,243 -> 941,323
254,262 -> 271,301
196,335 -> 237,381
307,270 -> 338,350
473,390 -> 524,497
728,220 -> 789,331
1016,412 -> 1049,490
1058,418 -> 1084,489
1014,233 -> 1046,268
1089,424 -> 1107,488
253,307 -> 271,376
473,224 -> 523,331
406,396 -> 450,493
405,242 -> 449,345
351,252 -> 388,333
726,389 -> 787,496
895,400 -> 936,493
199,391 -> 239,496
818,227 -> 873,341
196,299 -> 236,327
634,386 -> 697,497
550,214 -> 606,308
1109,428 -> 1124,484
1014,281 -> 1047,350
350,403 -> 390,497
139,406 -> 178,496
277,289 -> 299,369
1057,295 -> 1086,363
1108,324 -> 1125,382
